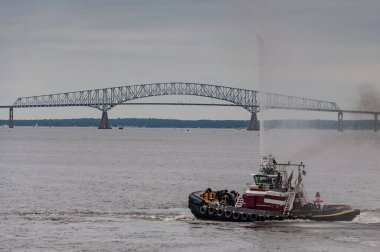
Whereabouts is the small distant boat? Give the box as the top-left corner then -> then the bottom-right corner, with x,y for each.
118,125 -> 124,130
188,155 -> 360,222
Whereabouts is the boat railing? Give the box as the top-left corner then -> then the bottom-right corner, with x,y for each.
276,162 -> 305,171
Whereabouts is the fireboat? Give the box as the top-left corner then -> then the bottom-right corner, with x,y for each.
188,155 -> 360,222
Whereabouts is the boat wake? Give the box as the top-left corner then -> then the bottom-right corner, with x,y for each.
352,209 -> 380,224
16,211 -> 121,222
128,212 -> 191,222
11,209 -> 193,223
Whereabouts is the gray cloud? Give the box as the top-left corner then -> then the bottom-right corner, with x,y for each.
357,83 -> 380,111
1,0 -> 379,120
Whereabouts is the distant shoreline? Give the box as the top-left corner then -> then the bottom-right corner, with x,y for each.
0,118 -> 377,130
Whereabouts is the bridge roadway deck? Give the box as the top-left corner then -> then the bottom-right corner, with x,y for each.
124,103 -> 379,115
340,110 -> 379,115
124,103 -> 380,115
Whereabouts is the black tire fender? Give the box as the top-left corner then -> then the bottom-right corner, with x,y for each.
208,206 -> 215,215
232,211 -> 241,220
259,215 -> 266,221
199,205 -> 207,215
224,210 -> 232,218
216,208 -> 224,217
249,213 -> 257,222
241,212 -> 249,221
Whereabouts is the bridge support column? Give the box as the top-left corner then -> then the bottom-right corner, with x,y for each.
9,107 -> 14,128
374,113 -> 378,132
98,111 -> 112,129
247,112 -> 260,131
337,111 -> 343,132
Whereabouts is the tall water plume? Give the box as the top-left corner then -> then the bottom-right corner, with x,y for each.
254,0 -> 273,160
257,32 -> 266,158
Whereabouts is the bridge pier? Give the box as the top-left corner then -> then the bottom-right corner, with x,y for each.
98,111 -> 112,129
9,107 -> 14,128
337,111 -> 343,132
374,113 -> 378,132
247,112 -> 260,131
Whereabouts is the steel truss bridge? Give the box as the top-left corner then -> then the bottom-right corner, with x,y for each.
1,82 -> 378,131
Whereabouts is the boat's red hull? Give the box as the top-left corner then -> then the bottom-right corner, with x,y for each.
189,191 -> 360,222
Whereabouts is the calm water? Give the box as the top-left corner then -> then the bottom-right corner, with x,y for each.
0,127 -> 379,251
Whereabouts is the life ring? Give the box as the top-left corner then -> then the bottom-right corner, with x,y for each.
240,212 -> 249,221
208,206 -> 215,215
249,213 -> 257,222
224,210 -> 232,218
199,205 -> 208,215
216,208 -> 224,217
232,211 -> 241,221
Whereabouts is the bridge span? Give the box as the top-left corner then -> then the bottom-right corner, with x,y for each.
1,82 -> 379,131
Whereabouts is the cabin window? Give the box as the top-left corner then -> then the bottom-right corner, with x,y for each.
254,175 -> 272,185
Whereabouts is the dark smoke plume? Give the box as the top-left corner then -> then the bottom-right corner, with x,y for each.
358,83 -> 380,111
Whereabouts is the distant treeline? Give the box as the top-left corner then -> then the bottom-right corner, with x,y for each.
0,118 -> 377,130
1,118 -> 249,128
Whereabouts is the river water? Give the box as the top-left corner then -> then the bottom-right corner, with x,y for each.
0,127 -> 379,251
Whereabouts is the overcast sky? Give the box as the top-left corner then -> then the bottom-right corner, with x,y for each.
1,0 -> 379,120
